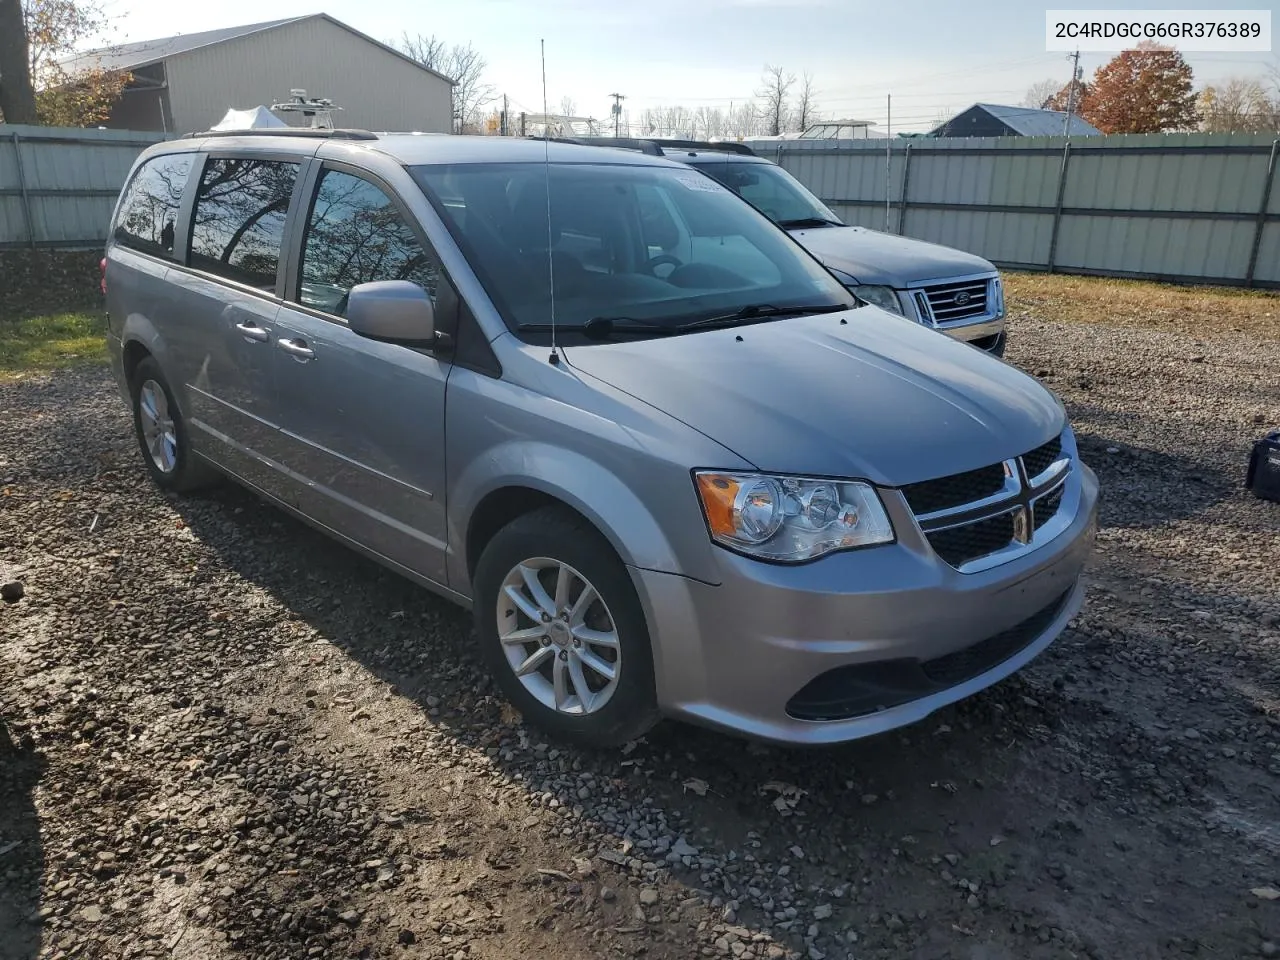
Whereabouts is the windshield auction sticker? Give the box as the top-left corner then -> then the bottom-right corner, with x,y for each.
1046,9 -> 1271,51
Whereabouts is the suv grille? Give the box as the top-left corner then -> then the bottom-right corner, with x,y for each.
901,464 -> 1005,515
922,278 -> 990,324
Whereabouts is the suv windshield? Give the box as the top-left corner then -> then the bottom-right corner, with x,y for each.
412,162 -> 852,341
687,160 -> 842,228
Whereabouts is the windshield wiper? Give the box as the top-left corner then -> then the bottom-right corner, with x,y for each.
517,317 -> 677,340
515,303 -> 853,340
776,216 -> 843,229
673,302 -> 851,332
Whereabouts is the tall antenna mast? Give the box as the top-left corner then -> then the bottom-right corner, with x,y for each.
541,39 -> 559,365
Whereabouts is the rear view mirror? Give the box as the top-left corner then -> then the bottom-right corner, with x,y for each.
346,280 -> 436,348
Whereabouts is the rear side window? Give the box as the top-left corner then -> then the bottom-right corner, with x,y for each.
112,153 -> 192,258
188,157 -> 299,290
297,168 -> 440,317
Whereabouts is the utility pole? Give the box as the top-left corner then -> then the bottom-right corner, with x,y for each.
500,94 -> 508,136
885,93 -> 892,233
609,92 -> 625,137
1063,49 -> 1081,136
520,111 -> 526,137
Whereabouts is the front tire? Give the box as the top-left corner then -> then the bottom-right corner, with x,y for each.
129,356 -> 219,493
472,506 -> 660,748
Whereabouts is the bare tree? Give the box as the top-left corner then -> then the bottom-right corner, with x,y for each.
559,95 -> 577,117
397,33 -> 496,132
1022,78 -> 1061,109
793,72 -> 818,132
755,64 -> 794,136
1198,77 -> 1279,132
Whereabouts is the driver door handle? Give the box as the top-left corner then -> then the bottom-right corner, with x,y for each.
276,337 -> 315,361
235,321 -> 269,343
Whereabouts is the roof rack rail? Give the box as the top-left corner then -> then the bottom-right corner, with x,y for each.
184,128 -> 379,141
524,135 -> 757,158
524,135 -> 663,156
644,138 -> 757,157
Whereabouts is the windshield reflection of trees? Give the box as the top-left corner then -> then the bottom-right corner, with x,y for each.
300,171 -> 439,316
190,159 -> 299,289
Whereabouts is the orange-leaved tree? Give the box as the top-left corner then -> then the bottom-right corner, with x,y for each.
24,0 -> 128,126
1081,41 -> 1198,133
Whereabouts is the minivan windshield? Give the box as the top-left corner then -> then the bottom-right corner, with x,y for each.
689,160 -> 843,228
412,162 -> 854,341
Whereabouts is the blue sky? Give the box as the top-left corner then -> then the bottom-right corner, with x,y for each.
98,0 -> 1277,132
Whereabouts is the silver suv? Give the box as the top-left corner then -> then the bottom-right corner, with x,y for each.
104,129 -> 1097,748
556,137 -> 1008,356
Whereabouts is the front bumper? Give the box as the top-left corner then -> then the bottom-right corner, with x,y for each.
633,462 -> 1098,745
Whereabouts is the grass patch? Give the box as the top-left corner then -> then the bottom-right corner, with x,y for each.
1004,271 -> 1280,339
0,312 -> 108,379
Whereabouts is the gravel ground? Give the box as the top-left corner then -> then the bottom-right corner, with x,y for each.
2,313 -> 1279,960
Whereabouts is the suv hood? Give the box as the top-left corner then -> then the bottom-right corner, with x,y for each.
562,310 -> 1064,486
788,225 -> 995,287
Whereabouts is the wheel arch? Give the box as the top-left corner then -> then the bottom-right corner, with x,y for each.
450,442 -> 707,597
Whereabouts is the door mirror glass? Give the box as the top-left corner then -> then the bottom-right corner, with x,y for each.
346,280 -> 436,347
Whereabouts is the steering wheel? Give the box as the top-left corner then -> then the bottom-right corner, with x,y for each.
642,254 -> 683,278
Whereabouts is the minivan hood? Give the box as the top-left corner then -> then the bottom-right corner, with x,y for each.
789,225 -> 995,287
562,310 -> 1064,486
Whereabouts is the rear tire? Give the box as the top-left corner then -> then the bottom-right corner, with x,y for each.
129,356 -> 219,493
472,506 -> 660,748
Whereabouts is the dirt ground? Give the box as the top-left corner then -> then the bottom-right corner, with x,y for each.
2,286 -> 1279,960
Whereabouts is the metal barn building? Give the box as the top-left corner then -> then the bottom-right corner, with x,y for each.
929,103 -> 1101,139
60,15 -> 454,134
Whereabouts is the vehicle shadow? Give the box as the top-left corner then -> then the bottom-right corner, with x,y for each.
167,477 -> 1280,958
1072,426 -> 1241,528
0,715 -> 45,960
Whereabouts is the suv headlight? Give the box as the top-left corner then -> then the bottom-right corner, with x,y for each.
694,471 -> 894,562
848,284 -> 904,316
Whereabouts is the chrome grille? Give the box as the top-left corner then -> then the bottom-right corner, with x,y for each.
901,463 -> 1006,515
1033,484 -> 1065,531
922,278 -> 990,323
904,432 -> 1072,572
926,511 -> 1017,568
1023,436 -> 1064,480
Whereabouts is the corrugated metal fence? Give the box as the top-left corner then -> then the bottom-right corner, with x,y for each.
1,124 -> 172,250
4,125 -> 1280,287
744,132 -> 1280,289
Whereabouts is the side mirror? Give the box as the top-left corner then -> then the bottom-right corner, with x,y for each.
346,280 -> 436,348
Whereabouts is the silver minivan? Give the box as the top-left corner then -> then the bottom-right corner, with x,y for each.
104,130 -> 1098,747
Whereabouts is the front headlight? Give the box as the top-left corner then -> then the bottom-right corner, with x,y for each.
694,471 -> 895,563
848,284 -> 904,316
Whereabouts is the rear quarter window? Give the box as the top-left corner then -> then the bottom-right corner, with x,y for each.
111,153 -> 193,259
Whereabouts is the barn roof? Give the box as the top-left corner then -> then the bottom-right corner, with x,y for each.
971,103 -> 1101,137
60,14 -> 454,85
